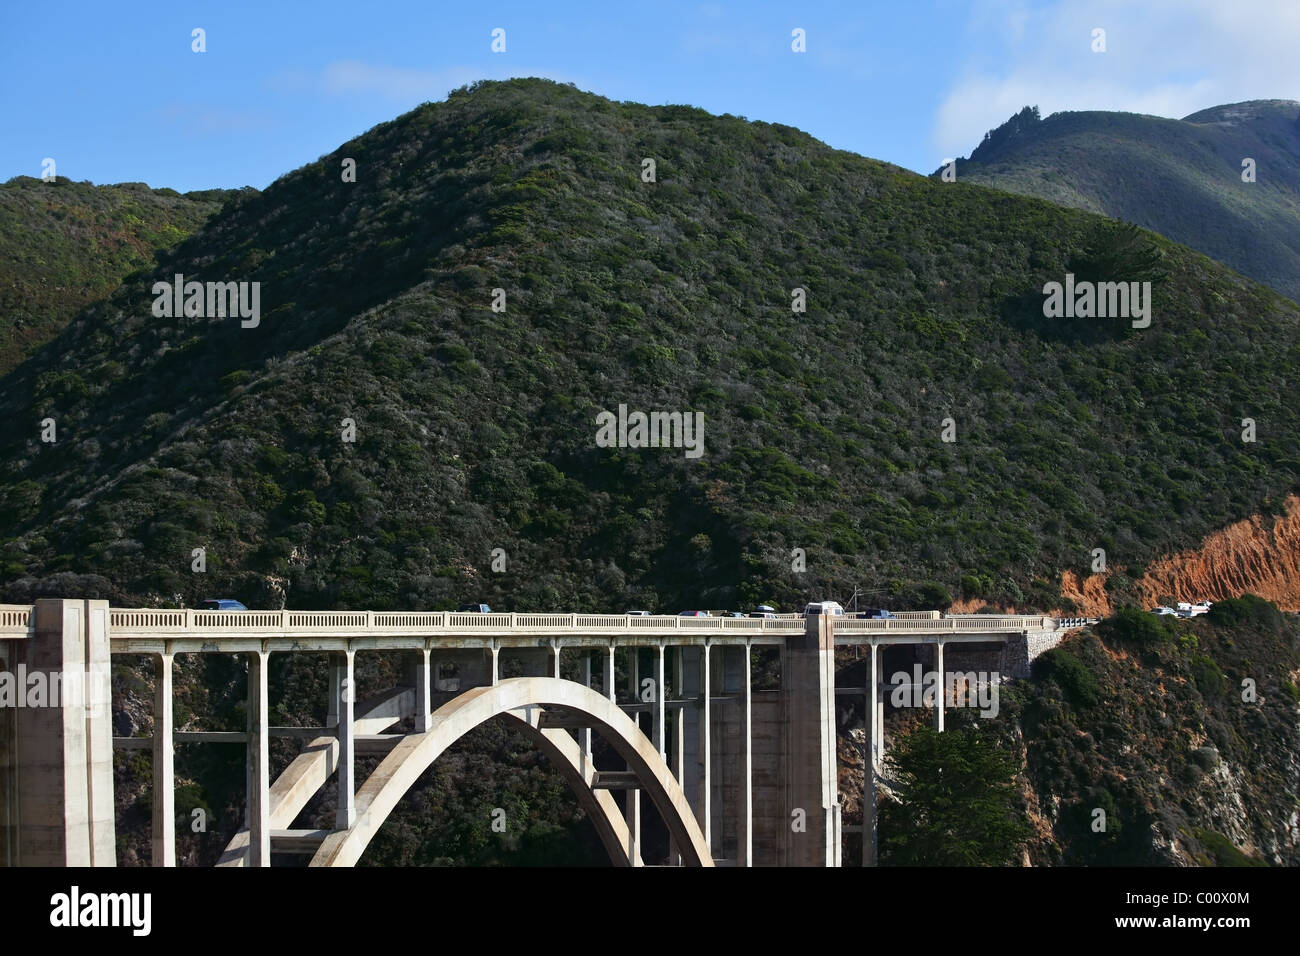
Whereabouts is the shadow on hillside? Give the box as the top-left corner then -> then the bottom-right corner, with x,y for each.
996,289 -> 1131,346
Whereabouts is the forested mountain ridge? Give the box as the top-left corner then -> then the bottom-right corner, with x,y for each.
0,177 -> 239,377
3,78 -> 1296,868
1,78 -> 1298,622
943,100 -> 1300,303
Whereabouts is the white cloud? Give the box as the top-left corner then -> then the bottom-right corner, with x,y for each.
933,0 -> 1300,161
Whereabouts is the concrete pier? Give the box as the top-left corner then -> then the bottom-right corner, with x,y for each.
782,612 -> 838,866
248,649 -> 271,866
4,599 -> 115,866
152,651 -> 175,866
333,650 -> 356,830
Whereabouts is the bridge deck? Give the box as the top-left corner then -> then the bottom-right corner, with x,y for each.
0,605 -> 1057,653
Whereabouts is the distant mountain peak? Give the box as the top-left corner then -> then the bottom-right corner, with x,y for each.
949,98 -> 1300,302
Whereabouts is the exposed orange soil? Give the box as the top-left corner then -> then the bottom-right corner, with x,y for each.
1057,494 -> 1300,616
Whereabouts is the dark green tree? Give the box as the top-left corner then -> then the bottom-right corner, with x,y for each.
881,724 -> 1032,865
1069,220 -> 1168,285
968,105 -> 1041,163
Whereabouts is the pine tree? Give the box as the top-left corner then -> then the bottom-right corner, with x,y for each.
881,723 -> 1032,865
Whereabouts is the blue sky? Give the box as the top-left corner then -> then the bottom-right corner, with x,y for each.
1,0 -> 1295,193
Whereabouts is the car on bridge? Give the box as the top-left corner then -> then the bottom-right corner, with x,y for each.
198,599 -> 248,611
457,603 -> 492,613
678,610 -> 711,617
803,601 -> 845,616
855,608 -> 895,619
624,610 -> 651,616
748,606 -> 777,619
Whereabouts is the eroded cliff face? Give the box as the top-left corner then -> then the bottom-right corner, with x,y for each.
1136,495 -> 1300,610
1060,495 -> 1300,617
1056,571 -> 1114,617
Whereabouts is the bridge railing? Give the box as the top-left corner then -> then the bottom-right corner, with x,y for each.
0,604 -> 32,637
100,609 -> 817,637
1053,617 -> 1100,628
833,615 -> 1049,634
0,606 -> 1061,640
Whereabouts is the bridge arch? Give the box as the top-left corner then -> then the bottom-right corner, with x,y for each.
309,677 -> 713,867
219,685 -> 643,867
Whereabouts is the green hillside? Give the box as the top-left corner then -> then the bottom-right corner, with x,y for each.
2,78 -> 1299,620
944,100 -> 1300,303
0,177 -> 238,377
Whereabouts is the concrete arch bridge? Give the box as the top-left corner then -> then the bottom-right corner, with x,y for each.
0,602 -> 1067,867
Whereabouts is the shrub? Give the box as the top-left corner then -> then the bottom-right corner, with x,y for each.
1102,605 -> 1174,647
1207,594 -> 1284,631
1192,828 -> 1266,867
1190,653 -> 1226,697
1033,647 -> 1099,708
915,581 -> 953,610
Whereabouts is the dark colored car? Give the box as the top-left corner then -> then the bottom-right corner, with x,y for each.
856,608 -> 895,619
199,599 -> 248,611
457,603 -> 492,613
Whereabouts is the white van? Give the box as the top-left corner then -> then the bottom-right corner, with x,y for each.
803,601 -> 845,616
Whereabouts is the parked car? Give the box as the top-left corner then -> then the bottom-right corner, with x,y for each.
678,610 -> 711,617
803,601 -> 845,616
624,610 -> 651,616
198,599 -> 247,611
457,603 -> 492,613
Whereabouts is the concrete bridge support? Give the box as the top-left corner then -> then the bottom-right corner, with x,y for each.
935,640 -> 946,732
152,651 -> 175,866
863,641 -> 878,867
333,651 -> 356,831
414,648 -> 432,733
247,649 -> 271,866
0,639 -> 10,866
737,640 -> 753,867
625,646 -> 641,865
3,599 -> 115,865
782,612 -> 839,866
